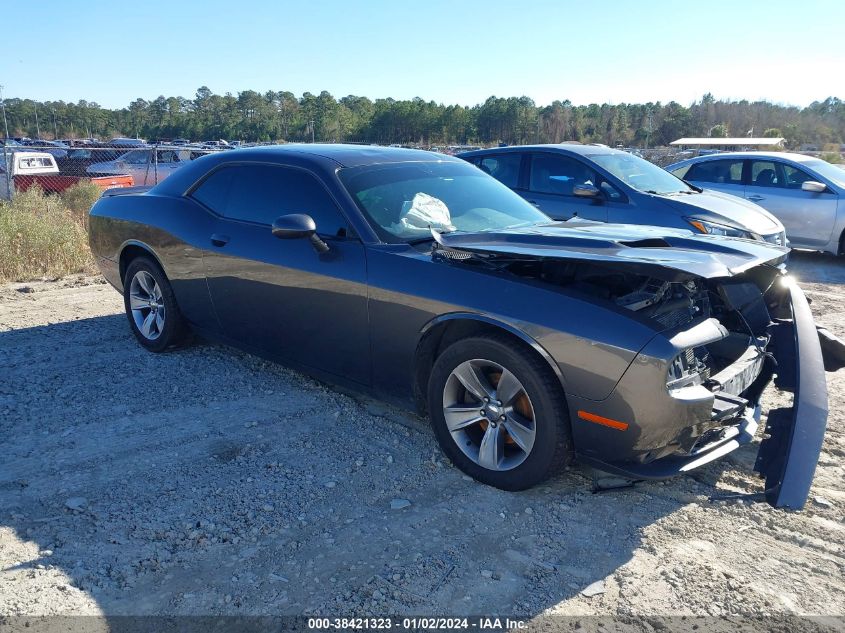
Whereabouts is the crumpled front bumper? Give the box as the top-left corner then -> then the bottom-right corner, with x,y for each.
576,280 -> 843,510
753,281 -> 830,509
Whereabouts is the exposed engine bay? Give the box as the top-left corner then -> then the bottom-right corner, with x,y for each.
438,250 -> 788,393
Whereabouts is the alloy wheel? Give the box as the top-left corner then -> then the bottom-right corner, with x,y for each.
129,270 -> 165,341
442,358 -> 537,471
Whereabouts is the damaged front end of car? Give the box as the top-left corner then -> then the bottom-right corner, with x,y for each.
432,223 -> 845,509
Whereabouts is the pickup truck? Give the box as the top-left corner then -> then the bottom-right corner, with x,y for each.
1,150 -> 134,200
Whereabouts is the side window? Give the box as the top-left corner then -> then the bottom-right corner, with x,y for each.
478,154 -> 522,188
782,164 -> 814,189
529,153 -> 596,196
685,160 -> 744,185
191,164 -> 348,236
749,160 -> 781,188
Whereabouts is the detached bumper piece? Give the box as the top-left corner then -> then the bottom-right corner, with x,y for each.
754,283 -> 831,510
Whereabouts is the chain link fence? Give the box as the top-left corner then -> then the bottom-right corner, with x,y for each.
1,142 -> 229,201
0,140 -> 714,203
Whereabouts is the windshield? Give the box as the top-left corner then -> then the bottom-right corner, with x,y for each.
803,159 -> 845,189
338,161 -> 551,242
590,152 -> 693,195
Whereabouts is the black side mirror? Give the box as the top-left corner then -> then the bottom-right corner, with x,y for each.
573,184 -> 601,198
272,213 -> 315,239
271,213 -> 329,253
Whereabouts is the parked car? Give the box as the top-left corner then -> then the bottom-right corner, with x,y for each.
86,146 -> 193,185
87,145 -> 844,509
459,145 -> 786,245
57,145 -> 124,176
200,140 -> 231,149
667,152 -> 845,255
108,137 -> 147,147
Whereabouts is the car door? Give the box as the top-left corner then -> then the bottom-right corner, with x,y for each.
194,162 -> 370,385
524,152 -> 609,221
682,158 -> 746,200
745,159 -> 838,247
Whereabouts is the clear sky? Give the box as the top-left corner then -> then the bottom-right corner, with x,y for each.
4,0 -> 843,109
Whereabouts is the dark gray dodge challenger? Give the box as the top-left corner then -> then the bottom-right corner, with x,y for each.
88,145 -> 845,509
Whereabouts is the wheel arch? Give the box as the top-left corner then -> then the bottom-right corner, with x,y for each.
412,313 -> 567,414
118,240 -> 166,286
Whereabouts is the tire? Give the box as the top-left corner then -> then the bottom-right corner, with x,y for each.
123,256 -> 189,353
427,333 -> 572,491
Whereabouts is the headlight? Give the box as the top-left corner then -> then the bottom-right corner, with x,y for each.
686,218 -> 751,239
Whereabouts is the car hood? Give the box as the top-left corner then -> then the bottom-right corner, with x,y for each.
658,189 -> 783,235
433,221 -> 789,280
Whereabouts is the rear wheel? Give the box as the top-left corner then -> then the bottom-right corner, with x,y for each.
123,256 -> 189,352
427,334 -> 572,490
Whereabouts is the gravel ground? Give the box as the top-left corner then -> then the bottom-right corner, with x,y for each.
1,252 -> 844,626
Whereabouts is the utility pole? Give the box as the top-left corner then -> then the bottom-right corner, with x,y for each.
645,109 -> 653,150
536,114 -> 541,143
34,103 -> 40,139
309,119 -> 315,143
52,109 -> 58,139
0,85 -> 9,139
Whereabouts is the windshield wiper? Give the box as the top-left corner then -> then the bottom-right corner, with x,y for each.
407,229 -> 457,245
646,189 -> 695,196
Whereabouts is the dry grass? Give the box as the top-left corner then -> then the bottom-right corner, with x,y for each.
0,184 -> 98,283
60,181 -> 102,229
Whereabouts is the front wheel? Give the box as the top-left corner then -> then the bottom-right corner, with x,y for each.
427,334 -> 572,491
123,256 -> 189,352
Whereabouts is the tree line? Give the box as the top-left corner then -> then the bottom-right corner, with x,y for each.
2,88 -> 843,148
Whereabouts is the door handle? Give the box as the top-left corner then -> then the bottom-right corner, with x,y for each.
747,195 -> 765,202
527,200 -> 541,207
210,233 -> 230,247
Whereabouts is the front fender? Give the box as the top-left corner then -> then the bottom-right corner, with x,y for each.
418,311 -> 569,389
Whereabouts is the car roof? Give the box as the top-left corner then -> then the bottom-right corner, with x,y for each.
674,151 -> 819,164
458,143 -> 628,158
233,143 -> 461,168
152,144 -> 466,196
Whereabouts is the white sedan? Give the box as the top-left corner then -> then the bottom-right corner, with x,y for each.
668,152 -> 845,255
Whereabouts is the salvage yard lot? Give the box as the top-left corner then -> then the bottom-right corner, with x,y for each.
1,253 -> 844,622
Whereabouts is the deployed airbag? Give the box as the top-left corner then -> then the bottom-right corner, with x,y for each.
391,192 -> 455,236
